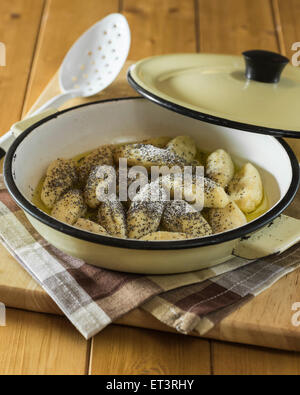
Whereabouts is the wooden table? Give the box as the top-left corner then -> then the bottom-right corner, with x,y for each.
0,0 -> 300,375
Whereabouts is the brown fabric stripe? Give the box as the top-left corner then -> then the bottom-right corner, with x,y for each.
171,282 -> 244,316
202,294 -> 254,328
96,277 -> 162,318
157,280 -> 211,305
0,190 -> 19,212
66,264 -> 141,301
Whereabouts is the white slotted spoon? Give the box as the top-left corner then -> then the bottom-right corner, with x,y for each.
0,13 -> 130,157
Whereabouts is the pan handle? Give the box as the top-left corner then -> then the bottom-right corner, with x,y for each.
0,108 -> 58,159
233,215 -> 300,259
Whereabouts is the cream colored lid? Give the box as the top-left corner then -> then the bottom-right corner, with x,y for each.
129,53 -> 300,138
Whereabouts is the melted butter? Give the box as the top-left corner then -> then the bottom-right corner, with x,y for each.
32,176 -> 50,215
245,192 -> 269,222
32,142 -> 269,224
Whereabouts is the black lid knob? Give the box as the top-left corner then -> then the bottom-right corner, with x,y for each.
242,50 -> 289,83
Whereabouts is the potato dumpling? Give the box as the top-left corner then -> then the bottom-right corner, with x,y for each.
127,183 -> 167,239
84,165 -> 116,209
228,163 -> 263,213
74,218 -> 108,235
78,145 -> 114,187
208,201 -> 247,234
166,136 -> 197,163
141,136 -> 172,148
206,149 -> 235,188
161,175 -> 230,209
162,200 -> 212,238
140,231 -> 189,241
41,159 -> 78,209
51,190 -> 86,225
113,143 -> 187,169
98,197 -> 127,238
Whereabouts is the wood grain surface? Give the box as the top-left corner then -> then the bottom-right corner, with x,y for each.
0,0 -> 300,375
213,341 -> 300,375
0,309 -> 89,375
91,326 -> 211,375
0,0 -> 44,131
123,0 -> 197,59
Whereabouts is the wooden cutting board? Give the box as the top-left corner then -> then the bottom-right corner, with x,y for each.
1,61 -> 300,351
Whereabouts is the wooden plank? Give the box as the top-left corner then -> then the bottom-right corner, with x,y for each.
0,0 -> 45,134
0,308 -> 89,374
90,325 -> 211,375
274,0 -> 300,59
23,0 -> 119,114
213,341 -> 300,374
122,0 -> 197,60
197,0 -> 278,54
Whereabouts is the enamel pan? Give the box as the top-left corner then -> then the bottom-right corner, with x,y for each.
3,98 -> 300,274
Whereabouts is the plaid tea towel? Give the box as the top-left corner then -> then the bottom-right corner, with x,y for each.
0,173 -> 300,339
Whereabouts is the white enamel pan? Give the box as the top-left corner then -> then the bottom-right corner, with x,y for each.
4,98 -> 300,274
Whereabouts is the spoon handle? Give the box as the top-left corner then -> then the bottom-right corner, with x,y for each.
30,90 -> 80,117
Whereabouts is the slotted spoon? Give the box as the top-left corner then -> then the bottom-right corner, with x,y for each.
0,13 -> 130,158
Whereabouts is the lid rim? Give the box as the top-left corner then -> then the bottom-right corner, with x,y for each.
128,69 -> 300,139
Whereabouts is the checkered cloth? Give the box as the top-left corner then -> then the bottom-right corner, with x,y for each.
0,174 -> 300,339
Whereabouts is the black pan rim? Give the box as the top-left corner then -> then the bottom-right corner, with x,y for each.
4,97 -> 300,251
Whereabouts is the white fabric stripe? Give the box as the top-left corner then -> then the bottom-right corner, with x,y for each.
252,261 -> 300,297
0,202 -> 111,339
70,304 -> 112,339
0,204 -> 65,281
